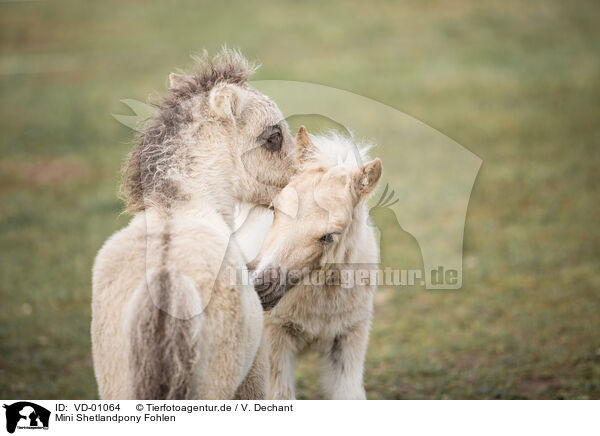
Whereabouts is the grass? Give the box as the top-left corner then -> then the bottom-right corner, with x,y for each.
1,0 -> 599,399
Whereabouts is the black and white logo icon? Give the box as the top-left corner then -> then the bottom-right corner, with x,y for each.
3,402 -> 50,434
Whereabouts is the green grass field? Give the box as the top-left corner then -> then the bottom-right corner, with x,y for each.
1,0 -> 599,399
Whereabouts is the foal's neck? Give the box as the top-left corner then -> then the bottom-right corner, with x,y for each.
179,147 -> 240,228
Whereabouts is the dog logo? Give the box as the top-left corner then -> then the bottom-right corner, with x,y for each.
2,402 -> 50,433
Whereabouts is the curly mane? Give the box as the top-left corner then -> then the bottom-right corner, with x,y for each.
121,48 -> 259,213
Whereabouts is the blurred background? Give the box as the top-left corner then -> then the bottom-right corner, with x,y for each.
1,0 -> 598,399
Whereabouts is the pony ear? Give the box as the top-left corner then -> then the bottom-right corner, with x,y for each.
168,73 -> 191,90
354,158 -> 382,199
208,84 -> 244,120
296,125 -> 315,162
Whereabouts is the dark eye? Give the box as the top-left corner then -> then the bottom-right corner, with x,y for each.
319,233 -> 335,244
265,131 -> 282,152
259,125 -> 283,152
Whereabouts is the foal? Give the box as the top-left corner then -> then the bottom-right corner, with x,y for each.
92,49 -> 296,400
249,127 -> 382,399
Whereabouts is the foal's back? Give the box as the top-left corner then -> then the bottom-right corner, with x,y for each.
92,206 -> 264,399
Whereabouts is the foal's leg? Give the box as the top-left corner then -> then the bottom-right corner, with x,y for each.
196,329 -> 245,399
321,321 -> 370,400
234,335 -> 269,400
266,323 -> 298,400
195,286 -> 250,399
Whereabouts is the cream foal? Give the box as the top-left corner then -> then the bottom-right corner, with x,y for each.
249,127 -> 382,399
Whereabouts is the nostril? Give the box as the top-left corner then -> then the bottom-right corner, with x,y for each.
251,270 -> 270,292
254,281 -> 271,292
252,267 -> 280,294
253,273 -> 271,291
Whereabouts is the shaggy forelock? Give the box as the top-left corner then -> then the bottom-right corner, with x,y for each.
303,131 -> 373,173
180,47 -> 259,96
122,47 -> 259,213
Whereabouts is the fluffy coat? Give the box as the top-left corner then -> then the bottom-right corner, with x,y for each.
92,49 -> 296,399
250,128 -> 381,399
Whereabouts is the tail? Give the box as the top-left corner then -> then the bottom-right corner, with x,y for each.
125,269 -> 204,399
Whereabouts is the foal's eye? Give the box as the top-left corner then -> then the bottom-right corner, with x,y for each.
259,125 -> 283,153
265,131 -> 282,152
319,233 -> 335,244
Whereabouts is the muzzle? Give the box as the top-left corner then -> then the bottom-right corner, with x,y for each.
247,258 -> 307,310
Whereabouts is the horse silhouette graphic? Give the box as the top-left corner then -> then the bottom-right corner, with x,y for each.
3,402 -> 50,433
